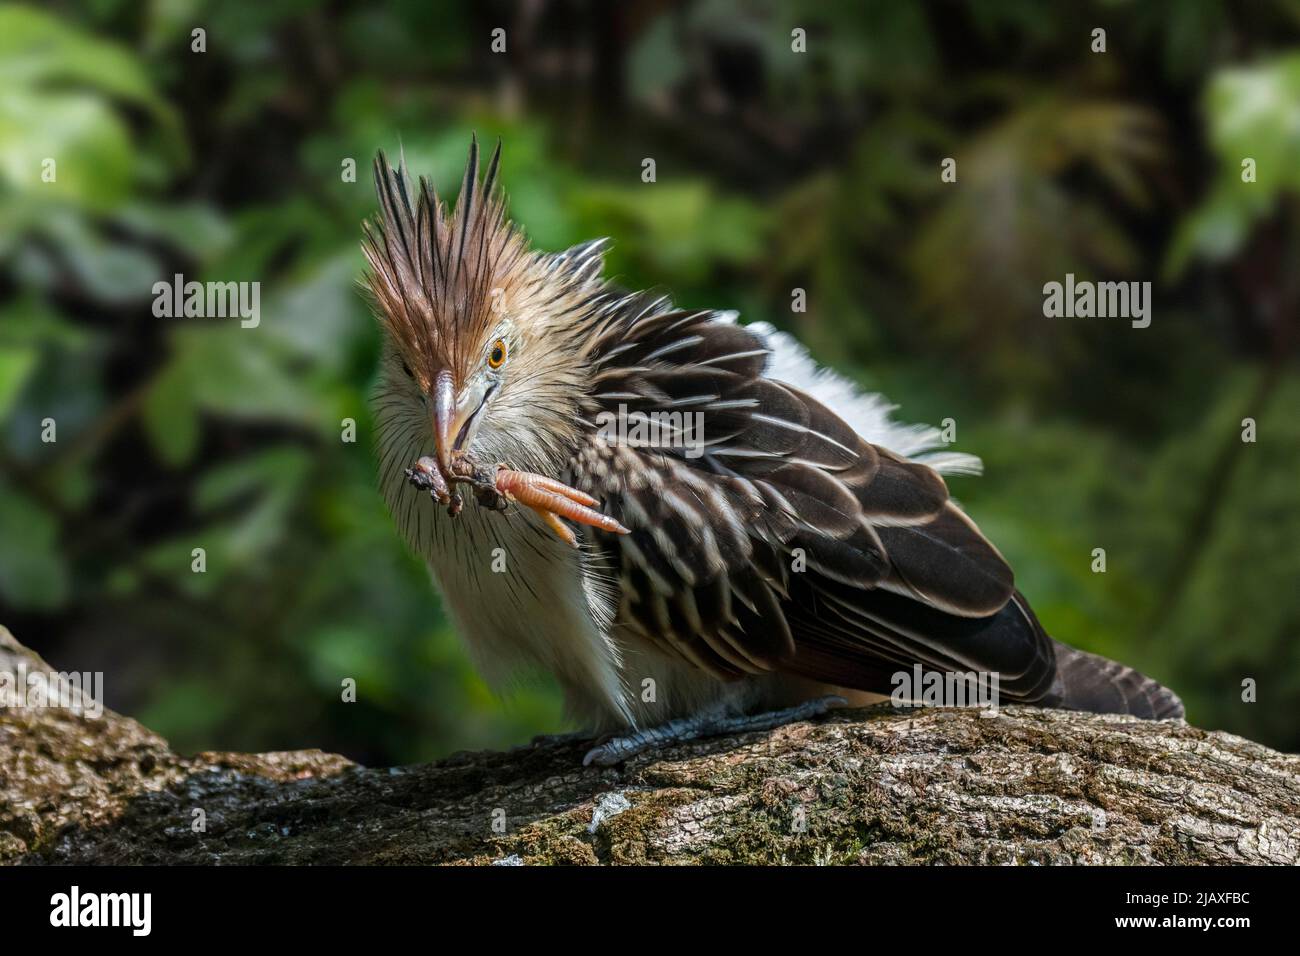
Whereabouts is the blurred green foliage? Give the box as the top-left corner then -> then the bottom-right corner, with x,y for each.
1,0 -> 1297,762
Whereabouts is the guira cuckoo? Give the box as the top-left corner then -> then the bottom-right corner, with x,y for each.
363,138 -> 1183,766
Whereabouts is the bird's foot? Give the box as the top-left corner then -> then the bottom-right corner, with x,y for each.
492,467 -> 630,547
582,695 -> 847,767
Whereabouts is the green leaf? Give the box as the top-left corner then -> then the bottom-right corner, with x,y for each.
1166,53 -> 1300,277
36,208 -> 162,302
261,252 -> 367,368
194,448 -> 310,515
178,327 -> 320,422
113,202 -> 234,262
142,359 -> 200,467
0,345 -> 37,419
0,3 -> 185,158
0,481 -> 69,610
0,89 -> 135,208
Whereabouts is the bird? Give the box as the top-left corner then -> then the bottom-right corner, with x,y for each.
362,137 -> 1183,766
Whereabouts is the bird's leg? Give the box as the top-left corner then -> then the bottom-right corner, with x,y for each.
485,465 -> 630,547
582,695 -> 847,767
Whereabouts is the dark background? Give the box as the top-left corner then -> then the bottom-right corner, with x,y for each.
1,0 -> 1298,766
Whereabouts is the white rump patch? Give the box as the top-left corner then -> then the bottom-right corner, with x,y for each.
726,317 -> 982,477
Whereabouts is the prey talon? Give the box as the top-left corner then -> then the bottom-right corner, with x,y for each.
494,467 -> 630,548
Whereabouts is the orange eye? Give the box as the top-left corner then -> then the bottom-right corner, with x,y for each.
487,338 -> 507,369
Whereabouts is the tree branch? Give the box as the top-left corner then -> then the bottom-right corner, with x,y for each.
2,626 -> 1296,865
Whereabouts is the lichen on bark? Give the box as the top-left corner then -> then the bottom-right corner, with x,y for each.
2,626 -> 1297,865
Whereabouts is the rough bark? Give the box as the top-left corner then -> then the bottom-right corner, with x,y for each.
2,626 -> 1297,865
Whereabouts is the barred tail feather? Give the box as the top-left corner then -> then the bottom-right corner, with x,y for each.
1046,641 -> 1184,720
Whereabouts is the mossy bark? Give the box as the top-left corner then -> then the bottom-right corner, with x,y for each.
2,626 -> 1297,865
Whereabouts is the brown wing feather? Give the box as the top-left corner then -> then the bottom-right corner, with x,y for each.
569,305 -> 1055,701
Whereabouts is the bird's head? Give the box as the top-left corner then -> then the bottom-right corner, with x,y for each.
362,138 -> 604,480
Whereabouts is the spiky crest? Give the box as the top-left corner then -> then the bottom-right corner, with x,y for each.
362,136 -> 529,388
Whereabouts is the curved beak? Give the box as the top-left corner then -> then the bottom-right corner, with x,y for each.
431,369 -> 491,474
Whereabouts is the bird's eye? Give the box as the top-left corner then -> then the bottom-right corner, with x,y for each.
401,361 -> 414,380
487,339 -> 508,369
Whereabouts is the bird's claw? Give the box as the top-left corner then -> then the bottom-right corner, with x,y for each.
492,466 -> 630,548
